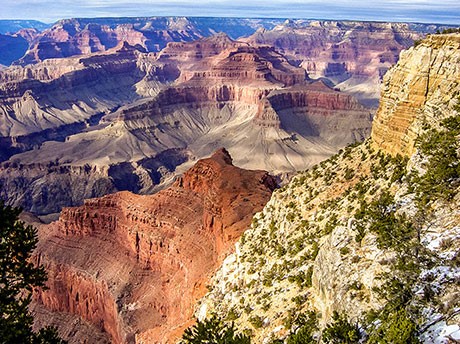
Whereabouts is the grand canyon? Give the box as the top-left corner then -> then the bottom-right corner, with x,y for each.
0,13 -> 459,344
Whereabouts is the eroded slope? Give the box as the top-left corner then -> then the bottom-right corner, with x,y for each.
198,33 -> 460,343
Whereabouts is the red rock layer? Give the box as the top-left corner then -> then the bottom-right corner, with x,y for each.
266,81 -> 365,112
34,149 -> 276,343
245,21 -> 420,83
179,45 -> 306,87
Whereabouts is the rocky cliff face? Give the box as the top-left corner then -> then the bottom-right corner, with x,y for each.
197,33 -> 460,343
4,20 -> 451,217
371,34 -> 460,156
32,149 -> 276,343
0,34 -> 372,215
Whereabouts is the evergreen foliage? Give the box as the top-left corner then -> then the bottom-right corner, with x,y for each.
322,311 -> 361,344
0,202 -> 66,344
286,311 -> 318,344
181,316 -> 250,344
414,115 -> 460,205
367,308 -> 419,344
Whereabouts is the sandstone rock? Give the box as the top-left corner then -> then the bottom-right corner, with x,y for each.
244,20 -> 448,105
198,33 -> 460,343
371,34 -> 460,156
14,17 -> 285,65
33,149 -> 276,343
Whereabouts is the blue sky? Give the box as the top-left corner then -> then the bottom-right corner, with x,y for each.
1,0 -> 459,25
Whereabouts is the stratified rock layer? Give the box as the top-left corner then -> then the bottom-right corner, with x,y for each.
15,17 -> 284,65
33,149 -> 276,343
0,34 -> 371,215
244,21 -> 451,105
371,34 -> 460,156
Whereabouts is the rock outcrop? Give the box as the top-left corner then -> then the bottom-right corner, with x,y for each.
33,149 -> 276,343
371,34 -> 460,156
14,17 -> 284,65
244,20 -> 451,105
3,20 -> 451,216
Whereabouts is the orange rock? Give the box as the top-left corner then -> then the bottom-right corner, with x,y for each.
33,149 -> 276,343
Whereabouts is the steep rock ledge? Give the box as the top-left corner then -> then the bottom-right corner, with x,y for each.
371,34 -> 460,156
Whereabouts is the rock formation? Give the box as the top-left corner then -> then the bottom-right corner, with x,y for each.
244,20 -> 451,105
198,33 -> 460,343
14,17 -> 284,65
19,25 -> 460,344
32,149 -> 277,343
0,34 -> 372,215
1,19 -> 451,216
371,34 -> 460,156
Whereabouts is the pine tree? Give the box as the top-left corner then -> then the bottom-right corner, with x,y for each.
181,315 -> 250,344
0,201 -> 65,344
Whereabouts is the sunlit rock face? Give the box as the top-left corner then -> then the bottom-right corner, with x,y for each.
0,34 -> 372,215
32,149 -> 276,343
13,17 -> 285,65
371,34 -> 460,156
244,20 -> 449,106
198,33 -> 460,344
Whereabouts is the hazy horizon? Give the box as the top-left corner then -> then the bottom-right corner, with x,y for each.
1,0 -> 459,25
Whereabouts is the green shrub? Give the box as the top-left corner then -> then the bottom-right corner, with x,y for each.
344,167 -> 355,180
340,247 -> 350,256
356,191 -> 416,251
415,115 -> 460,205
286,311 -> 318,344
288,271 -> 306,288
324,213 -> 339,235
181,316 -> 251,344
310,241 -> 320,260
367,308 -> 419,344
305,266 -> 313,288
322,311 -> 361,344
226,308 -> 239,321
292,294 -> 308,306
249,315 -> 263,329
390,154 -> 408,183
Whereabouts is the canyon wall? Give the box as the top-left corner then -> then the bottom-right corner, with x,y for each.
33,149 -> 276,343
244,21 -> 452,105
14,17 -> 284,65
0,34 -> 372,215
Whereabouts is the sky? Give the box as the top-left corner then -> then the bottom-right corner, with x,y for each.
1,0 -> 459,25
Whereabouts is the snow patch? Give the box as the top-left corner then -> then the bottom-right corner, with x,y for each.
421,321 -> 460,344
